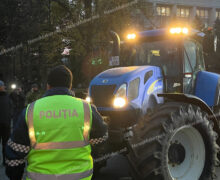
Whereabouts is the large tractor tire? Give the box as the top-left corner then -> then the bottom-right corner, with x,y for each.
127,102 -> 219,180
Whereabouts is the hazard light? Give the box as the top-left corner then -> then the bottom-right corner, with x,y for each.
113,97 -> 126,108
169,27 -> 189,35
127,33 -> 136,40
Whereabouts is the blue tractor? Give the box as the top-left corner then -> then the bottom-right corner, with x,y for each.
88,27 -> 220,180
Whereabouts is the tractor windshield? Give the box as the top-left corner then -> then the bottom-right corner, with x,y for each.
120,40 -> 180,76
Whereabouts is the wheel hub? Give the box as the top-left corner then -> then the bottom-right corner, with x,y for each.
167,127 -> 206,180
168,142 -> 185,166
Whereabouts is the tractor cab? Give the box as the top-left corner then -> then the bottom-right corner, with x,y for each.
120,27 -> 205,95
88,27 -> 220,126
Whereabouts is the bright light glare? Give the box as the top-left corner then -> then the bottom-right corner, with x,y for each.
170,28 -> 175,34
176,28 -> 181,34
85,96 -> 91,103
182,28 -> 189,34
127,33 -> 136,40
169,27 -> 189,35
113,97 -> 126,108
84,123 -> 90,132
11,84 -> 16,89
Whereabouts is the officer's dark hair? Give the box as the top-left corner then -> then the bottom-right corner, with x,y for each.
47,65 -> 73,89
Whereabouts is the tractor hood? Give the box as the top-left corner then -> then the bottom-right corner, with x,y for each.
90,66 -> 154,86
88,65 -> 162,128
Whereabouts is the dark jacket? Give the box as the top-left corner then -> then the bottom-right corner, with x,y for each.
10,90 -> 25,114
5,87 -> 108,180
0,91 -> 11,126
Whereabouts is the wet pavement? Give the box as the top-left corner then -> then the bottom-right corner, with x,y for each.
0,165 -> 9,180
1,143 -> 220,180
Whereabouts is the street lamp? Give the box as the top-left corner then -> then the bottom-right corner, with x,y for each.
11,83 -> 17,90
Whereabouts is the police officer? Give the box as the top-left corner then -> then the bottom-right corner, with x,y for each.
5,65 -> 108,180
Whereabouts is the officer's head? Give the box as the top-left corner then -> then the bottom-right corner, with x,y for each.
47,65 -> 73,90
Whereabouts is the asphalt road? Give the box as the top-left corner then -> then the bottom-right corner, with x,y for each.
1,144 -> 220,180
0,145 -> 9,180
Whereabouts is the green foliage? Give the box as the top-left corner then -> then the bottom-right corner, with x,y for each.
0,0 -> 136,88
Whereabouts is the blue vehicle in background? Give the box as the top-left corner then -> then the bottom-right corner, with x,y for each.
88,27 -> 220,180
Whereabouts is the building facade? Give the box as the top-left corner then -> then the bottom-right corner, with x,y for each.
138,0 -> 220,28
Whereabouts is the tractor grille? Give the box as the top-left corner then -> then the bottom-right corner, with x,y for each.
91,85 -> 116,107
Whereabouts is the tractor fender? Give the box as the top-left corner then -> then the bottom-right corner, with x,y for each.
158,93 -> 220,134
141,94 -> 158,115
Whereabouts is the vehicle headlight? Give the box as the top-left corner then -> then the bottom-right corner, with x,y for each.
113,84 -> 127,108
113,97 -> 126,108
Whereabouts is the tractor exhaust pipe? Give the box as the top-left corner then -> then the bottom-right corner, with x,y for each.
109,31 -> 120,66
110,31 -> 120,56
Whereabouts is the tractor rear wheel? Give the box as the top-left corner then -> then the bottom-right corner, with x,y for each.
127,102 -> 219,180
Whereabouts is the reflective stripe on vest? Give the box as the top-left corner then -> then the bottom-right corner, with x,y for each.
27,100 -> 91,150
27,168 -> 93,180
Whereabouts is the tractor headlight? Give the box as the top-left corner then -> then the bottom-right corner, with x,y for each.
113,97 -> 126,108
113,84 -> 127,108
169,27 -> 189,35
127,33 -> 136,40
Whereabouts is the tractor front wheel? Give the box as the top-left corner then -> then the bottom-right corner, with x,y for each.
128,102 -> 219,180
